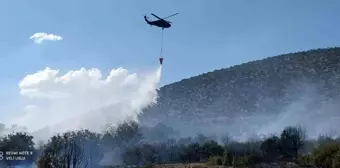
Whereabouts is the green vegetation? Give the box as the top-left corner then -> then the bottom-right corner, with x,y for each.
2,47 -> 340,167
144,47 -> 340,124
0,132 -> 35,167
1,122 -> 340,168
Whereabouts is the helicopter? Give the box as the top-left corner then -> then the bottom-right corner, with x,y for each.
144,13 -> 179,29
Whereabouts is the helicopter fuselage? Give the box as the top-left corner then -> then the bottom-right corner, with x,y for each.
145,16 -> 171,28
150,20 -> 171,28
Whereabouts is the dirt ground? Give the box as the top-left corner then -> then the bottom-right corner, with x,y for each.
105,162 -> 316,168
153,162 -> 315,168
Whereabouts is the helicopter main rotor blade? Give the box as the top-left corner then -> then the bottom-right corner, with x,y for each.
162,13 -> 179,19
151,13 -> 162,20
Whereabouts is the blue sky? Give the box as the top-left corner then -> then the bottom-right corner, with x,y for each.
0,0 -> 340,119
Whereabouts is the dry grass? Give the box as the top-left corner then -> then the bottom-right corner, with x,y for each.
154,163 -> 232,168
154,163 -> 208,168
153,162 -> 316,168
104,162 -> 316,168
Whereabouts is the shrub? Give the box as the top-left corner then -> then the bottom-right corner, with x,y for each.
232,154 -> 261,166
228,140 -> 261,157
312,142 -> 340,168
200,140 -> 224,159
222,152 -> 233,166
143,163 -> 155,168
232,156 -> 242,166
332,150 -> 340,168
207,156 -> 223,165
297,154 -> 313,167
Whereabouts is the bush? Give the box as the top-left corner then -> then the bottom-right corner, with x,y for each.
297,154 -> 313,166
227,140 -> 261,157
312,142 -> 340,168
232,154 -> 261,166
207,156 -> 223,165
222,152 -> 233,166
200,140 -> 224,159
143,163 -> 155,168
332,150 -> 340,168
232,156 -> 242,166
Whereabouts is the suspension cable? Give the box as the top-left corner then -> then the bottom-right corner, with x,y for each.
160,29 -> 164,56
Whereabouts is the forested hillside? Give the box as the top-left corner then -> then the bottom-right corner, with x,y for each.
140,47 -> 340,137
2,47 -> 340,168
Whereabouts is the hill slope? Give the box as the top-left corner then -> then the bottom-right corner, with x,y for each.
139,47 -> 340,139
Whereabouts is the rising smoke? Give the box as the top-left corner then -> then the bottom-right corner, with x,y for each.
8,66 -> 162,142
2,63 -> 340,144
143,77 -> 340,142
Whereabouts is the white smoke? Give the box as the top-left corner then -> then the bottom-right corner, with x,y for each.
9,66 -> 162,140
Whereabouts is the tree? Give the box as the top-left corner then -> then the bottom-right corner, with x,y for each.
260,135 -> 281,162
166,139 -> 181,163
227,141 -> 261,157
0,132 -> 35,167
100,121 -> 143,166
139,144 -> 156,164
199,140 -> 224,161
195,134 -> 209,145
177,137 -> 193,145
38,132 -> 84,168
37,130 -> 102,168
123,147 -> 142,165
280,125 -> 306,159
179,143 -> 200,163
220,134 -> 231,145
153,142 -> 170,164
143,123 -> 178,142
74,130 -> 103,168
114,121 -> 143,148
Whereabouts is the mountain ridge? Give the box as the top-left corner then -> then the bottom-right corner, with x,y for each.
161,47 -> 340,90
139,47 -> 340,138
30,47 -> 340,141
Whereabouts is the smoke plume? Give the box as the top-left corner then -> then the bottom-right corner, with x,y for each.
9,66 -> 162,141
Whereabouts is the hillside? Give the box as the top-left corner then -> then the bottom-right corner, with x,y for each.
139,47 -> 340,138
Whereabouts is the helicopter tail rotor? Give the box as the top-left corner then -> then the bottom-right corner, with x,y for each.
143,13 -> 150,19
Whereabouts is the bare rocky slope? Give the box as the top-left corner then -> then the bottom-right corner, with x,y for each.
139,47 -> 340,139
